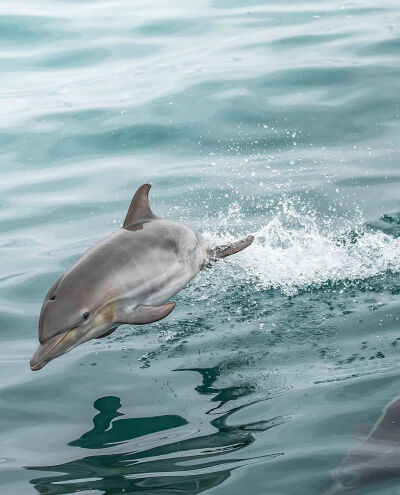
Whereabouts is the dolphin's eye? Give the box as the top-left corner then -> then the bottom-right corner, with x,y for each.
83,312 -> 90,320
50,295 -> 56,300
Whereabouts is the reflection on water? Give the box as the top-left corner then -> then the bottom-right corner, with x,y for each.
69,396 -> 187,450
27,369 -> 283,495
181,364 -> 256,414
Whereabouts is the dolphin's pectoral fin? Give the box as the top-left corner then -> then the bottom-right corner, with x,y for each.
123,184 -> 157,228
208,235 -> 254,260
119,302 -> 176,325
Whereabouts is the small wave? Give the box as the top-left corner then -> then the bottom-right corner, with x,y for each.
203,201 -> 400,296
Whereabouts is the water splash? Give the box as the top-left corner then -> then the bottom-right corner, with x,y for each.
203,200 -> 400,296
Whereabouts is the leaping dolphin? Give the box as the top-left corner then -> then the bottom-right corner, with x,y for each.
30,184 -> 253,371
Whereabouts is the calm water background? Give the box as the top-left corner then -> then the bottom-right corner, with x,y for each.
1,1 -> 400,494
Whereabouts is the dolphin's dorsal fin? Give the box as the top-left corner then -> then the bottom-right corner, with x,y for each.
123,184 -> 156,228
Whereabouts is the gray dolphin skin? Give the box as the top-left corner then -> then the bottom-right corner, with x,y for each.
30,184 -> 254,371
324,396 -> 400,494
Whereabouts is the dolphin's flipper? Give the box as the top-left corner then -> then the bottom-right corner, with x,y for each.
120,302 -> 176,325
123,184 -> 157,228
208,235 -> 254,260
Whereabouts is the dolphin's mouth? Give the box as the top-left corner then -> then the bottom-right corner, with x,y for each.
30,327 -> 77,371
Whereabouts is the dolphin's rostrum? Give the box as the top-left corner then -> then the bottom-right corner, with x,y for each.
30,184 -> 254,371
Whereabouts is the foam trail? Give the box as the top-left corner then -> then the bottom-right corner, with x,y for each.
203,202 -> 400,296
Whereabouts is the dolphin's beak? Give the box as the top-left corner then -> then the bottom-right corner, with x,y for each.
30,327 -> 78,371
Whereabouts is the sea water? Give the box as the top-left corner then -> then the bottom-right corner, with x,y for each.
1,1 -> 400,494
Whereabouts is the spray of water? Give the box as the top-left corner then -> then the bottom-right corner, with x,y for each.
202,200 -> 400,296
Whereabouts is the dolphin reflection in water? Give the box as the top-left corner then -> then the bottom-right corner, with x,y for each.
30,184 -> 253,370
325,395 -> 400,494
26,367 -> 283,495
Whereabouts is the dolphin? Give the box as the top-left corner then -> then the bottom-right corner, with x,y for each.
30,184 -> 253,371
324,395 -> 400,494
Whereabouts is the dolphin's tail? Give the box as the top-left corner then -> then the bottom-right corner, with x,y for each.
207,235 -> 254,260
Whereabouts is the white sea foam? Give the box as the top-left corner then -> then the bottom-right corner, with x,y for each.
203,201 -> 400,296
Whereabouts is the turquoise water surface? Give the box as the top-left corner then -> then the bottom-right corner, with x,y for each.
1,1 -> 400,494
